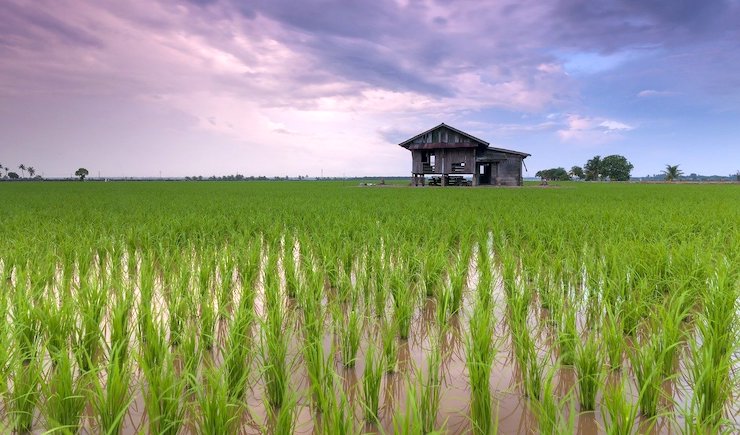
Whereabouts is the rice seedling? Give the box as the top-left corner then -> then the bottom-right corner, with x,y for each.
264,385 -> 299,434
574,331 -> 603,411
42,350 -> 87,434
261,269 -> 291,409
447,252 -> 468,316
466,299 -> 497,435
531,363 -> 577,434
629,334 -> 662,418
316,370 -> 359,435
194,362 -> 241,434
361,341 -> 383,422
9,355 -> 41,433
419,328 -> 444,433
557,302 -> 578,366
602,306 -> 624,371
380,314 -> 399,373
92,343 -> 133,435
684,260 -> 737,430
141,350 -> 185,435
602,376 -> 642,435
223,305 -> 253,402
392,374 -> 447,435
179,322 -> 202,392
336,304 -> 363,367
283,233 -> 299,299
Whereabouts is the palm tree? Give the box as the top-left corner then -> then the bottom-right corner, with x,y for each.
18,164 -> 26,178
28,167 -> 36,178
662,164 -> 683,182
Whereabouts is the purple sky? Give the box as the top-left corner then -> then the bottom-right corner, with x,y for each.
1,0 -> 739,178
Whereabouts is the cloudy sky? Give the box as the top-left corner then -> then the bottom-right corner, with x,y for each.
1,0 -> 739,178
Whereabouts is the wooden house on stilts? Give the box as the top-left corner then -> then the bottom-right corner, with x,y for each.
398,123 -> 530,186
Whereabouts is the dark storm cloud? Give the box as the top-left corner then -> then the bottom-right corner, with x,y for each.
178,0 -> 739,102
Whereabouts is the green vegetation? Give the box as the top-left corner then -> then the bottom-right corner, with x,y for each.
0,180 -> 737,433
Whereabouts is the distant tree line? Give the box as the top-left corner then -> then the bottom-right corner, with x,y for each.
537,154 -> 634,181
0,162 -> 41,180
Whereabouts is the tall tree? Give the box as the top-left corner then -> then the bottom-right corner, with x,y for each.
662,164 -> 683,182
27,167 -> 36,178
536,167 -> 570,181
570,166 -> 585,180
601,155 -> 634,181
75,168 -> 89,181
584,156 -> 603,181
18,163 -> 26,178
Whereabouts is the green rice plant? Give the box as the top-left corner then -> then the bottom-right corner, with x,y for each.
574,331 -> 603,411
337,305 -> 363,367
264,385 -> 299,434
602,376 -> 642,435
656,291 -> 690,378
223,304 -> 253,401
381,314 -> 399,373
41,297 -> 75,367
683,259 -> 737,430
140,350 -> 185,435
447,252 -> 468,315
392,375 -> 447,435
194,362 -> 241,435
419,329 -> 444,433
42,351 -> 87,434
217,252 -> 236,318
179,322 -> 202,392
422,248 -> 445,298
0,297 -> 11,397
435,282 -> 453,326
11,274 -> 41,363
557,303 -> 577,366
92,343 -> 133,435
531,364 -> 577,434
516,329 -> 545,401
391,269 -> 415,340
73,276 -> 106,373
629,334 -> 662,418
466,300 -> 497,435
261,277 -> 291,408
283,233 -> 299,299
167,265 -> 190,346
199,287 -> 216,351
602,306 -> 624,371
361,341 -> 383,422
9,356 -> 42,433
302,333 -> 333,414
316,372 -> 358,435
108,287 -> 133,364
139,315 -> 168,380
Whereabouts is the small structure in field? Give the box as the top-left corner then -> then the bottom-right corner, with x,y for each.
398,123 -> 530,186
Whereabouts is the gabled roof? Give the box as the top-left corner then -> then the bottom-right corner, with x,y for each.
398,123 -> 530,158
398,123 -> 489,148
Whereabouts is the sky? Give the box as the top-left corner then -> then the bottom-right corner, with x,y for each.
1,0 -> 739,178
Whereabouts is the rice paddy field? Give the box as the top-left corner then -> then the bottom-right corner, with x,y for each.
0,181 -> 738,434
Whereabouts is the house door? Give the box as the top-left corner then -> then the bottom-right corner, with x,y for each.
479,164 -> 492,184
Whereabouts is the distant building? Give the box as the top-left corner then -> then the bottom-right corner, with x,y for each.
398,123 -> 530,186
